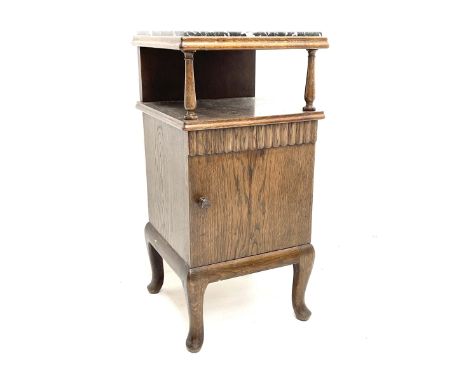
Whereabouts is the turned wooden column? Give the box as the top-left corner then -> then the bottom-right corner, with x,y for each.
184,51 -> 197,120
303,49 -> 317,111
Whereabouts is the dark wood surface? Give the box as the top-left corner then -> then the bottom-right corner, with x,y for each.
188,120 -> 317,156
143,111 -> 317,269
292,246 -> 315,320
183,51 -> 197,120
138,36 -> 326,351
143,115 -> 191,263
141,108 -> 318,352
303,49 -> 317,111
184,275 -> 208,353
189,243 -> 313,283
139,48 -> 255,103
144,222 -> 315,352
146,241 -> 164,294
145,223 -> 189,281
137,97 -> 324,130
188,144 -> 315,267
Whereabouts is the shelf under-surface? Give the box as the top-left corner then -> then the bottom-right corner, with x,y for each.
137,97 -> 325,130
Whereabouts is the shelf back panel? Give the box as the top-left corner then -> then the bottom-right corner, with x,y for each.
139,48 -> 255,102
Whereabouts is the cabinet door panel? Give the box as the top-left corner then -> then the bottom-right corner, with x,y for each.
189,144 -> 314,267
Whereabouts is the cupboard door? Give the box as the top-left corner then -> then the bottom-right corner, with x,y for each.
189,144 -> 314,267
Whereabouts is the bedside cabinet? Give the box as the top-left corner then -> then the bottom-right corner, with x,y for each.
133,31 -> 329,352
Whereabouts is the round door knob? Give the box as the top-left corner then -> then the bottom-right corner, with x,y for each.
198,196 -> 211,209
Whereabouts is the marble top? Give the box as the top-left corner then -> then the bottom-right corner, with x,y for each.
133,31 -> 328,50
137,31 -> 322,37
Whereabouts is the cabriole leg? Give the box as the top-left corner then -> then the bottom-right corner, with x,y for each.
146,242 -> 164,294
292,245 -> 315,320
184,275 -> 208,352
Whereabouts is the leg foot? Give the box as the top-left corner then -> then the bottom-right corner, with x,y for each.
184,275 -> 208,353
146,243 -> 164,294
292,246 -> 315,321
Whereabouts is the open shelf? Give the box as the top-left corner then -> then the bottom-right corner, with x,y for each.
137,97 -> 324,131
135,33 -> 328,129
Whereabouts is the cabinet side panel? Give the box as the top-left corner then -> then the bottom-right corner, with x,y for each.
143,114 -> 190,263
189,144 -> 314,267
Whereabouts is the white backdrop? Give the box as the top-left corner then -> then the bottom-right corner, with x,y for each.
1,1 -> 467,381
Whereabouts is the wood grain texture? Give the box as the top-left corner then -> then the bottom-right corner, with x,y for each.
137,36 -> 327,351
146,241 -> 164,294
292,246 -> 315,320
133,35 -> 329,51
143,115 -> 191,264
188,121 -> 317,156
184,243 -> 315,351
145,222 -> 316,352
136,98 -> 324,130
183,276 -> 208,353
138,48 -> 255,103
144,222 -> 189,280
183,51 -> 197,120
303,49 -> 316,111
180,36 -> 329,51
188,144 -> 315,267
189,244 -> 313,283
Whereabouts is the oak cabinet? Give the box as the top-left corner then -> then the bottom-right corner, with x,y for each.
134,31 -> 328,352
